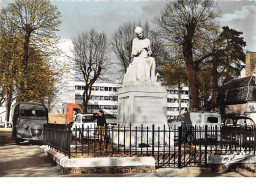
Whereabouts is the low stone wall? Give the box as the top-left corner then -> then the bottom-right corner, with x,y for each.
40,145 -> 155,174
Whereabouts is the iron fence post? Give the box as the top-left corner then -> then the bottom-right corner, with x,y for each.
130,124 -> 132,157
67,125 -> 71,159
152,124 -> 154,156
205,125 -> 208,167
178,126 -> 182,168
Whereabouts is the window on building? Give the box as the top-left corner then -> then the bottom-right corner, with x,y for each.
94,105 -> 99,109
109,87 -> 112,91
76,86 -> 82,90
113,96 -> 118,101
113,87 -> 117,92
91,87 -> 95,91
100,87 -> 104,91
75,95 -> 82,100
104,96 -> 109,100
95,86 -> 99,91
100,96 -> 104,100
104,87 -> 108,91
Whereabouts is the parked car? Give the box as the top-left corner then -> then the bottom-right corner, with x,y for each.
0,122 -> 5,128
221,115 -> 256,146
169,111 -> 221,143
71,113 -> 98,140
0,122 -> 12,128
11,102 -> 48,144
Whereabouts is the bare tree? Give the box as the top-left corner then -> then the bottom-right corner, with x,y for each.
112,22 -> 134,73
72,29 -> 110,113
155,0 -> 220,109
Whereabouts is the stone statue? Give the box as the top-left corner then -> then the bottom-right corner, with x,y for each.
123,26 -> 157,86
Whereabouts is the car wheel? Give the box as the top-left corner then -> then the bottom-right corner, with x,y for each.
15,138 -> 21,145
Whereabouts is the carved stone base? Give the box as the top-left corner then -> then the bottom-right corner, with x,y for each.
116,85 -> 172,147
118,85 -> 167,128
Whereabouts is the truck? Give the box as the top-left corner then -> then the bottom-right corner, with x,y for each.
48,103 -> 83,125
11,102 -> 48,144
71,113 -> 98,140
169,111 -> 222,143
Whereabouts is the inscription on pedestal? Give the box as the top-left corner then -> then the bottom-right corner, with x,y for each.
134,96 -> 165,123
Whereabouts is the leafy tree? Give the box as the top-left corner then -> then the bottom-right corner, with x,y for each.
72,29 -> 110,113
0,0 -> 61,121
0,0 -> 61,102
206,26 -> 246,110
0,31 -> 23,122
155,0 -> 220,109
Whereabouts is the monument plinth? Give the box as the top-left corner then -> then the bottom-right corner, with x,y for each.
118,84 -> 167,129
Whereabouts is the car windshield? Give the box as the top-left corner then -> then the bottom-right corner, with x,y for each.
20,109 -> 47,118
224,118 -> 234,126
236,118 -> 255,127
82,115 -> 95,123
206,117 -> 218,123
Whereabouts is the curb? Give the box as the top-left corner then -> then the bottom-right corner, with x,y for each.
40,145 -> 155,174
154,167 -> 211,175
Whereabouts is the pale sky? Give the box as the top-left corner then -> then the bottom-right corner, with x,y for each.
1,0 -> 255,52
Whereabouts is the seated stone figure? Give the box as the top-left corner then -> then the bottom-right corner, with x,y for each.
123,26 -> 157,86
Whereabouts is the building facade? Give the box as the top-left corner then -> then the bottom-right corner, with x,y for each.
75,82 -> 189,123
166,85 -> 189,120
75,81 -> 122,123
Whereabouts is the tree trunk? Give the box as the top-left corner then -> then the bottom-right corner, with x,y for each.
183,44 -> 200,109
82,88 -> 90,114
18,32 -> 31,102
5,87 -> 13,123
183,22 -> 200,110
178,84 -> 182,115
187,64 -> 200,110
208,65 -> 218,110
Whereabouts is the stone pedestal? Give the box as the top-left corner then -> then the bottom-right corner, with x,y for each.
118,85 -> 167,128
114,84 -> 173,147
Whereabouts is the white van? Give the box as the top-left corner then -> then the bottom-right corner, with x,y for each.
71,113 -> 98,140
169,111 -> 221,143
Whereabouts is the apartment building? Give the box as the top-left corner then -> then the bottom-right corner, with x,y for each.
75,81 -> 189,123
75,81 -> 122,123
166,85 -> 189,120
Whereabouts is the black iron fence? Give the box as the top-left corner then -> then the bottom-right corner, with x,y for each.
42,124 -> 256,168
43,124 -> 71,158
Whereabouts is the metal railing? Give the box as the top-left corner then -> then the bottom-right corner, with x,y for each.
42,124 -> 256,168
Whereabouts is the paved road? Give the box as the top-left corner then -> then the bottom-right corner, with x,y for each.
0,128 -> 63,177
